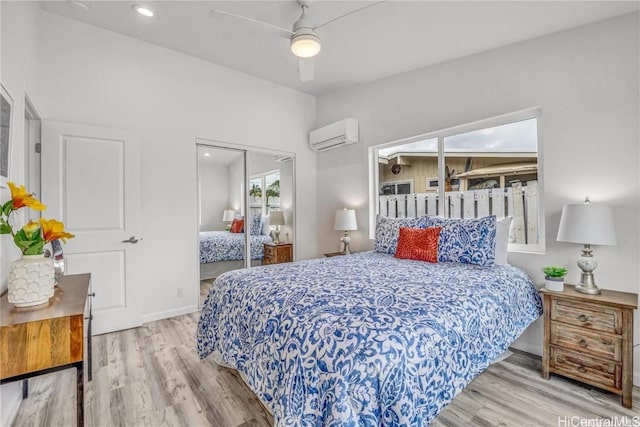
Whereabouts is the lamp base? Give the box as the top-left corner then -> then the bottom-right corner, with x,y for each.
575,283 -> 601,295
574,244 -> 601,295
340,232 -> 351,254
273,227 -> 281,244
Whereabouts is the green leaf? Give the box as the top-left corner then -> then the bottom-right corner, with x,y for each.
2,200 -> 14,216
0,222 -> 11,234
542,266 -> 568,278
23,241 -> 44,255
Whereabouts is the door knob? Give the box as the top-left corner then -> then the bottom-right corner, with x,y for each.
122,236 -> 140,244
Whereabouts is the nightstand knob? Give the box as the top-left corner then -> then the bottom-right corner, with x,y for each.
578,365 -> 587,374
601,339 -> 613,346
578,339 -> 588,348
578,314 -> 588,322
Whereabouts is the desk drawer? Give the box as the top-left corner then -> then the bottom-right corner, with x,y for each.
551,299 -> 621,334
550,322 -> 621,361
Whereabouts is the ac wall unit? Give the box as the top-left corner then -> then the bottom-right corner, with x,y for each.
309,118 -> 359,152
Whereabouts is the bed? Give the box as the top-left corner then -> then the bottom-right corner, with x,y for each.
197,251 -> 542,425
199,231 -> 273,279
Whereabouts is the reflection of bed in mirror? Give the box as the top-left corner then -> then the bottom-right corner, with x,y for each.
199,230 -> 272,280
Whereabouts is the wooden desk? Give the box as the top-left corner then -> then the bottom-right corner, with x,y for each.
1,273 -> 92,426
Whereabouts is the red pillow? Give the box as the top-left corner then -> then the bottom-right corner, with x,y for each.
230,219 -> 244,233
394,226 -> 441,263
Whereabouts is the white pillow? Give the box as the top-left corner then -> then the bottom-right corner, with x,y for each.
495,217 -> 513,266
261,215 -> 270,235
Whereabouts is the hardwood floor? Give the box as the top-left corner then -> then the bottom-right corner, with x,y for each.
11,313 -> 639,426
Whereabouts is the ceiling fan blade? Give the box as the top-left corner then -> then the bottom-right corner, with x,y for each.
298,58 -> 315,82
315,1 -> 386,30
210,9 -> 294,38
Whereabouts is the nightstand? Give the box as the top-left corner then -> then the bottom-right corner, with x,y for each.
263,243 -> 293,265
541,285 -> 637,408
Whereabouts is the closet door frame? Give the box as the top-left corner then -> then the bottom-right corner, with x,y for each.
195,138 -> 296,298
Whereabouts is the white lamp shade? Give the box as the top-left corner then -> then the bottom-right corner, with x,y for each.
269,210 -> 285,226
334,209 -> 357,231
557,203 -> 616,246
222,209 -> 236,222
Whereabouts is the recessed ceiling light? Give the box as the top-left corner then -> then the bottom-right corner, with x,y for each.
203,153 -> 211,157
68,0 -> 90,11
132,5 -> 154,17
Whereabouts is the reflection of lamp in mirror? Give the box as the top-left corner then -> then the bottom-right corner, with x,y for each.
222,209 -> 235,231
334,208 -> 357,254
269,210 -> 285,244
556,197 -> 616,295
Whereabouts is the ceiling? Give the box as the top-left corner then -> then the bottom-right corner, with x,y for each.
197,145 -> 242,166
40,1 -> 639,96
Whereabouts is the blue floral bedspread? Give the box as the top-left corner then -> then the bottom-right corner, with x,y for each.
197,252 -> 542,426
199,231 -> 273,263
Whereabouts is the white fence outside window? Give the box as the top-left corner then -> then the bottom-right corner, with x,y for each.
378,181 -> 539,244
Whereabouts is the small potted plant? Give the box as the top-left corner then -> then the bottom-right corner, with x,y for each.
543,266 -> 568,292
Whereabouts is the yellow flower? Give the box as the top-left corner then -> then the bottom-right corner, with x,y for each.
8,182 -> 46,211
21,221 -> 41,239
39,218 -> 75,243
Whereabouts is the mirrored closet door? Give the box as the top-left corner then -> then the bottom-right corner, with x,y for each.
197,143 -> 295,307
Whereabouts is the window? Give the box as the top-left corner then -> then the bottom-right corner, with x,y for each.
379,180 -> 413,195
370,109 -> 544,253
250,170 -> 280,216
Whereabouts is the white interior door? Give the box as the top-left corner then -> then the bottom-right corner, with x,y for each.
41,120 -> 142,335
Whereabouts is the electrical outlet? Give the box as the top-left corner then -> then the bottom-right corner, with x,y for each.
177,288 -> 184,298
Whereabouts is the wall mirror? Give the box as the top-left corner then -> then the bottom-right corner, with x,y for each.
197,143 -> 295,307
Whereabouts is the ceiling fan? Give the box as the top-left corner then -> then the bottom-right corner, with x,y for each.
211,1 -> 384,82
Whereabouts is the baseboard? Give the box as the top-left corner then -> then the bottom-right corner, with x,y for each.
510,340 -> 542,357
141,305 -> 198,324
1,382 -> 23,427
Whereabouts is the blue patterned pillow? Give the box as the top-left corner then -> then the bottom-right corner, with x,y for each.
427,216 -> 497,266
374,215 -> 428,254
249,215 -> 262,236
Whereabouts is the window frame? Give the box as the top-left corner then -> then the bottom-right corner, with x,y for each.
250,169 -> 280,215
379,179 -> 414,196
369,107 -> 545,254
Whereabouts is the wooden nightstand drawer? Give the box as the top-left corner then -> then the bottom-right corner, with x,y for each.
550,322 -> 621,361
264,245 -> 275,257
551,299 -> 621,334
550,347 -> 620,390
263,243 -> 292,265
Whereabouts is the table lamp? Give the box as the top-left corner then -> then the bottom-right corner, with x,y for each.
556,197 -> 616,295
269,210 -> 285,244
222,209 -> 236,231
334,208 -> 357,254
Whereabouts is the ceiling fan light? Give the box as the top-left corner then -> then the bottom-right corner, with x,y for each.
290,33 -> 321,58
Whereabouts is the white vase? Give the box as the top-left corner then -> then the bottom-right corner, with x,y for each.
8,254 -> 55,307
544,277 -> 565,292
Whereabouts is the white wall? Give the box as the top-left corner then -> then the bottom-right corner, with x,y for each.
316,13 -> 640,383
0,2 -> 41,424
198,161 -> 228,232
36,10 -> 317,321
228,155 -> 244,215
